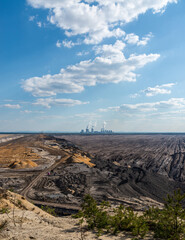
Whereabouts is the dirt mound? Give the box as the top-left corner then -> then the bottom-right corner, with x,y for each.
70,153 -> 95,167
8,160 -> 37,169
0,188 -> 51,218
0,188 -> 141,240
0,142 -> 40,168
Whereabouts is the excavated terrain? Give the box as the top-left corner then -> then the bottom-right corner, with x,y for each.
1,134 -> 185,212
52,134 -> 185,204
59,134 -> 185,182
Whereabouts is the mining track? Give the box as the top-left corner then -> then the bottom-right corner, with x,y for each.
0,135 -> 81,211
20,155 -> 80,211
3,134 -> 185,211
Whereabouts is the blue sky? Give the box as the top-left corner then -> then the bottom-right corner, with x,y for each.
0,0 -> 185,132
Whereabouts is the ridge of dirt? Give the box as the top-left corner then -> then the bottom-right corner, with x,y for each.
8,160 -> 38,169
0,143 -> 40,168
0,188 -> 154,240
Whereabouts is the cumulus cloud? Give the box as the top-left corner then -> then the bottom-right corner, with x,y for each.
33,98 -> 89,108
22,40 -> 160,97
27,0 -> 177,44
100,98 -> 185,115
56,40 -> 62,48
21,110 -> 32,113
143,83 -> 176,96
37,21 -> 42,27
29,16 -> 35,21
62,40 -> 80,48
77,51 -> 89,57
3,104 -> 21,109
125,33 -> 153,46
131,83 -> 176,98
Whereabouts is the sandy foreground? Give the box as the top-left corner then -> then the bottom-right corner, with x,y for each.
0,189 -> 153,240
0,210 -> 139,240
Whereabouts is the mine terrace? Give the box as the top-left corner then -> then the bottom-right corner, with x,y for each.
1,133 -> 185,214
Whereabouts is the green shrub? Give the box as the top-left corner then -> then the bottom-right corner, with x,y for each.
146,189 -> 185,239
74,195 -> 149,238
74,195 -> 110,235
41,205 -> 56,216
74,190 -> 185,239
0,208 -> 9,214
108,205 -> 148,238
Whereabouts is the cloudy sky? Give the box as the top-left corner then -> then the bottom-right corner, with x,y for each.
0,0 -> 185,132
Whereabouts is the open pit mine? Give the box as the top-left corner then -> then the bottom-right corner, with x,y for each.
1,133 -> 185,215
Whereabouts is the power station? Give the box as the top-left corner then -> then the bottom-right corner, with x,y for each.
80,122 -> 113,134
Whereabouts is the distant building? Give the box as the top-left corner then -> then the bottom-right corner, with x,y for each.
80,124 -> 113,135
86,127 -> 90,134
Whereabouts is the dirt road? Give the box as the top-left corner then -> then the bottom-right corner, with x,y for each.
20,154 -> 80,210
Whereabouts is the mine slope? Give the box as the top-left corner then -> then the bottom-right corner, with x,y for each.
1,134 -> 185,211
59,134 -> 185,181
54,134 -> 185,203
0,188 -> 153,240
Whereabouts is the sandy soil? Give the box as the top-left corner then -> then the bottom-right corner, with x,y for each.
0,188 -> 152,240
1,210 -> 141,240
0,143 -> 39,168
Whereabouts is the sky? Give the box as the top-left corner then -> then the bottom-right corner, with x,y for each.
0,0 -> 185,132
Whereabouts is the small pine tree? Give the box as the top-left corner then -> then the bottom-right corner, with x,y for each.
146,189 -> 185,239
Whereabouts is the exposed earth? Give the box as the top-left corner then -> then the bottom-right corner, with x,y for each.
1,188 -> 154,240
1,133 -> 185,214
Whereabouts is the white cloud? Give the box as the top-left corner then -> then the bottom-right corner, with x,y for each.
84,28 -> 125,45
37,21 -> 42,27
29,16 -> 35,21
56,40 -> 62,48
27,0 -> 177,44
22,110 -> 32,113
62,40 -> 78,48
22,40 -> 160,97
137,33 -> 153,46
77,51 -> 89,57
130,93 -> 140,99
125,33 -> 153,46
33,98 -> 89,108
125,33 -> 139,45
143,83 -> 175,96
21,110 -> 45,114
3,104 -> 21,109
100,98 -> 185,115
130,83 -> 176,98
75,113 -> 101,119
94,40 -> 126,59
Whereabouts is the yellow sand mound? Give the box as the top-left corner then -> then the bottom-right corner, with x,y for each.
0,143 -> 40,168
71,153 -> 95,167
9,160 -> 37,169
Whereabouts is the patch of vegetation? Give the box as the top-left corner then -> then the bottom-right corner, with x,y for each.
0,208 -> 9,214
41,205 -> 57,216
74,190 -> 185,239
146,189 -> 185,240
